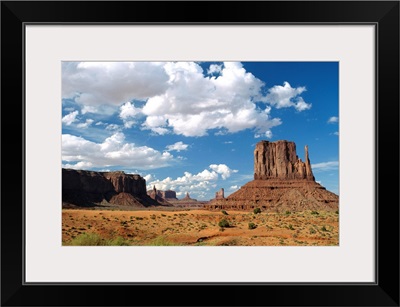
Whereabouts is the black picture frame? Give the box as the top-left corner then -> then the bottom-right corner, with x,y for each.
1,1 -> 399,306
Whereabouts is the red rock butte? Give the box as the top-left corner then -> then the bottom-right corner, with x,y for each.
206,140 -> 339,212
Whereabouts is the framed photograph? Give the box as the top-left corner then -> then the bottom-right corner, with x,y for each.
1,1 -> 399,306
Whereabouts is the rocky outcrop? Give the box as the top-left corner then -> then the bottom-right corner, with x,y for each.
62,169 -> 164,208
254,140 -> 314,181
181,192 -> 195,201
206,140 -> 338,212
148,187 -> 178,201
215,188 -> 225,199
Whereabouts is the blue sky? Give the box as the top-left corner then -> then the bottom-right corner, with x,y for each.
62,62 -> 339,200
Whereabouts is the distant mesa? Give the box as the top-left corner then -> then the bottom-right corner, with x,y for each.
206,140 -> 339,212
147,186 -> 177,205
62,169 -> 167,208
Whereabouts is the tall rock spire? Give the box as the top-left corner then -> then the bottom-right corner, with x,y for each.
304,145 -> 315,181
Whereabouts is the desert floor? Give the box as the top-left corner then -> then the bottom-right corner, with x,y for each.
62,208 -> 339,246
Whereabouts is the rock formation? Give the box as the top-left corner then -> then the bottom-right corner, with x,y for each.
215,188 -> 225,199
148,187 -> 178,201
254,140 -> 314,181
147,186 -> 177,205
206,140 -> 338,212
182,192 -> 197,202
62,169 -> 165,208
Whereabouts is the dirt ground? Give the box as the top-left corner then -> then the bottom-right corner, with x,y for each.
62,208 -> 339,246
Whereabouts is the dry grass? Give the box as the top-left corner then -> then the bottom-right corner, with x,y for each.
62,209 -> 339,246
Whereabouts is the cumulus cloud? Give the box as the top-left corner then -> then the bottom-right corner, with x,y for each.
62,110 -> 79,125
62,132 -> 174,170
207,64 -> 223,75
77,119 -> 94,129
263,81 -> 311,111
141,62 -> 281,136
62,62 -> 318,137
62,62 -> 169,107
229,185 -> 239,190
106,124 -> 121,131
146,164 -> 238,199
209,164 -> 238,180
327,116 -> 339,124
312,161 -> 339,172
255,130 -> 273,139
166,141 -> 189,152
119,101 -> 142,128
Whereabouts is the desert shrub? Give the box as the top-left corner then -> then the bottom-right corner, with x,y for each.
309,227 -> 316,234
68,233 -> 131,246
288,224 -> 295,230
218,219 -> 230,228
311,211 -> 319,215
150,236 -> 175,246
109,236 -> 131,246
221,210 -> 228,215
285,211 -> 291,215
335,210 -> 339,214
248,222 -> 257,230
321,226 -> 328,232
253,208 -> 261,214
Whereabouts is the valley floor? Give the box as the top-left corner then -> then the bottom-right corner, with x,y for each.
62,208 -> 339,246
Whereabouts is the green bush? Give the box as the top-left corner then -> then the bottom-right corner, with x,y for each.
288,224 -> 295,230
321,226 -> 328,232
248,222 -> 257,230
68,233 -> 130,246
285,210 -> 291,215
253,208 -> 261,214
150,236 -> 175,246
218,219 -> 230,228
311,211 -> 319,215
221,210 -> 229,215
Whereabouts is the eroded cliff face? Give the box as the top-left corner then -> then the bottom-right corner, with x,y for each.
254,140 -> 314,181
62,169 -> 162,207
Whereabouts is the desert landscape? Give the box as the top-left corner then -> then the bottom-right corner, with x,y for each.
62,208 -> 338,246
62,140 -> 339,246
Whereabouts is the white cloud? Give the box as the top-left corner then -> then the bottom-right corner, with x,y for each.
62,110 -> 79,125
95,121 -> 107,126
334,131 -> 339,136
146,164 -> 238,199
62,62 -> 169,107
119,101 -> 142,128
63,62 -> 322,137
312,161 -> 339,172
141,62 -> 282,136
229,185 -> 239,190
224,141 -> 233,144
62,132 -> 174,170
328,116 -> 339,123
143,174 -> 154,182
255,130 -> 273,139
209,164 -> 238,180
166,141 -> 189,152
263,81 -> 311,111
106,124 -> 121,131
294,97 -> 312,111
207,64 -> 222,75
77,119 -> 94,129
